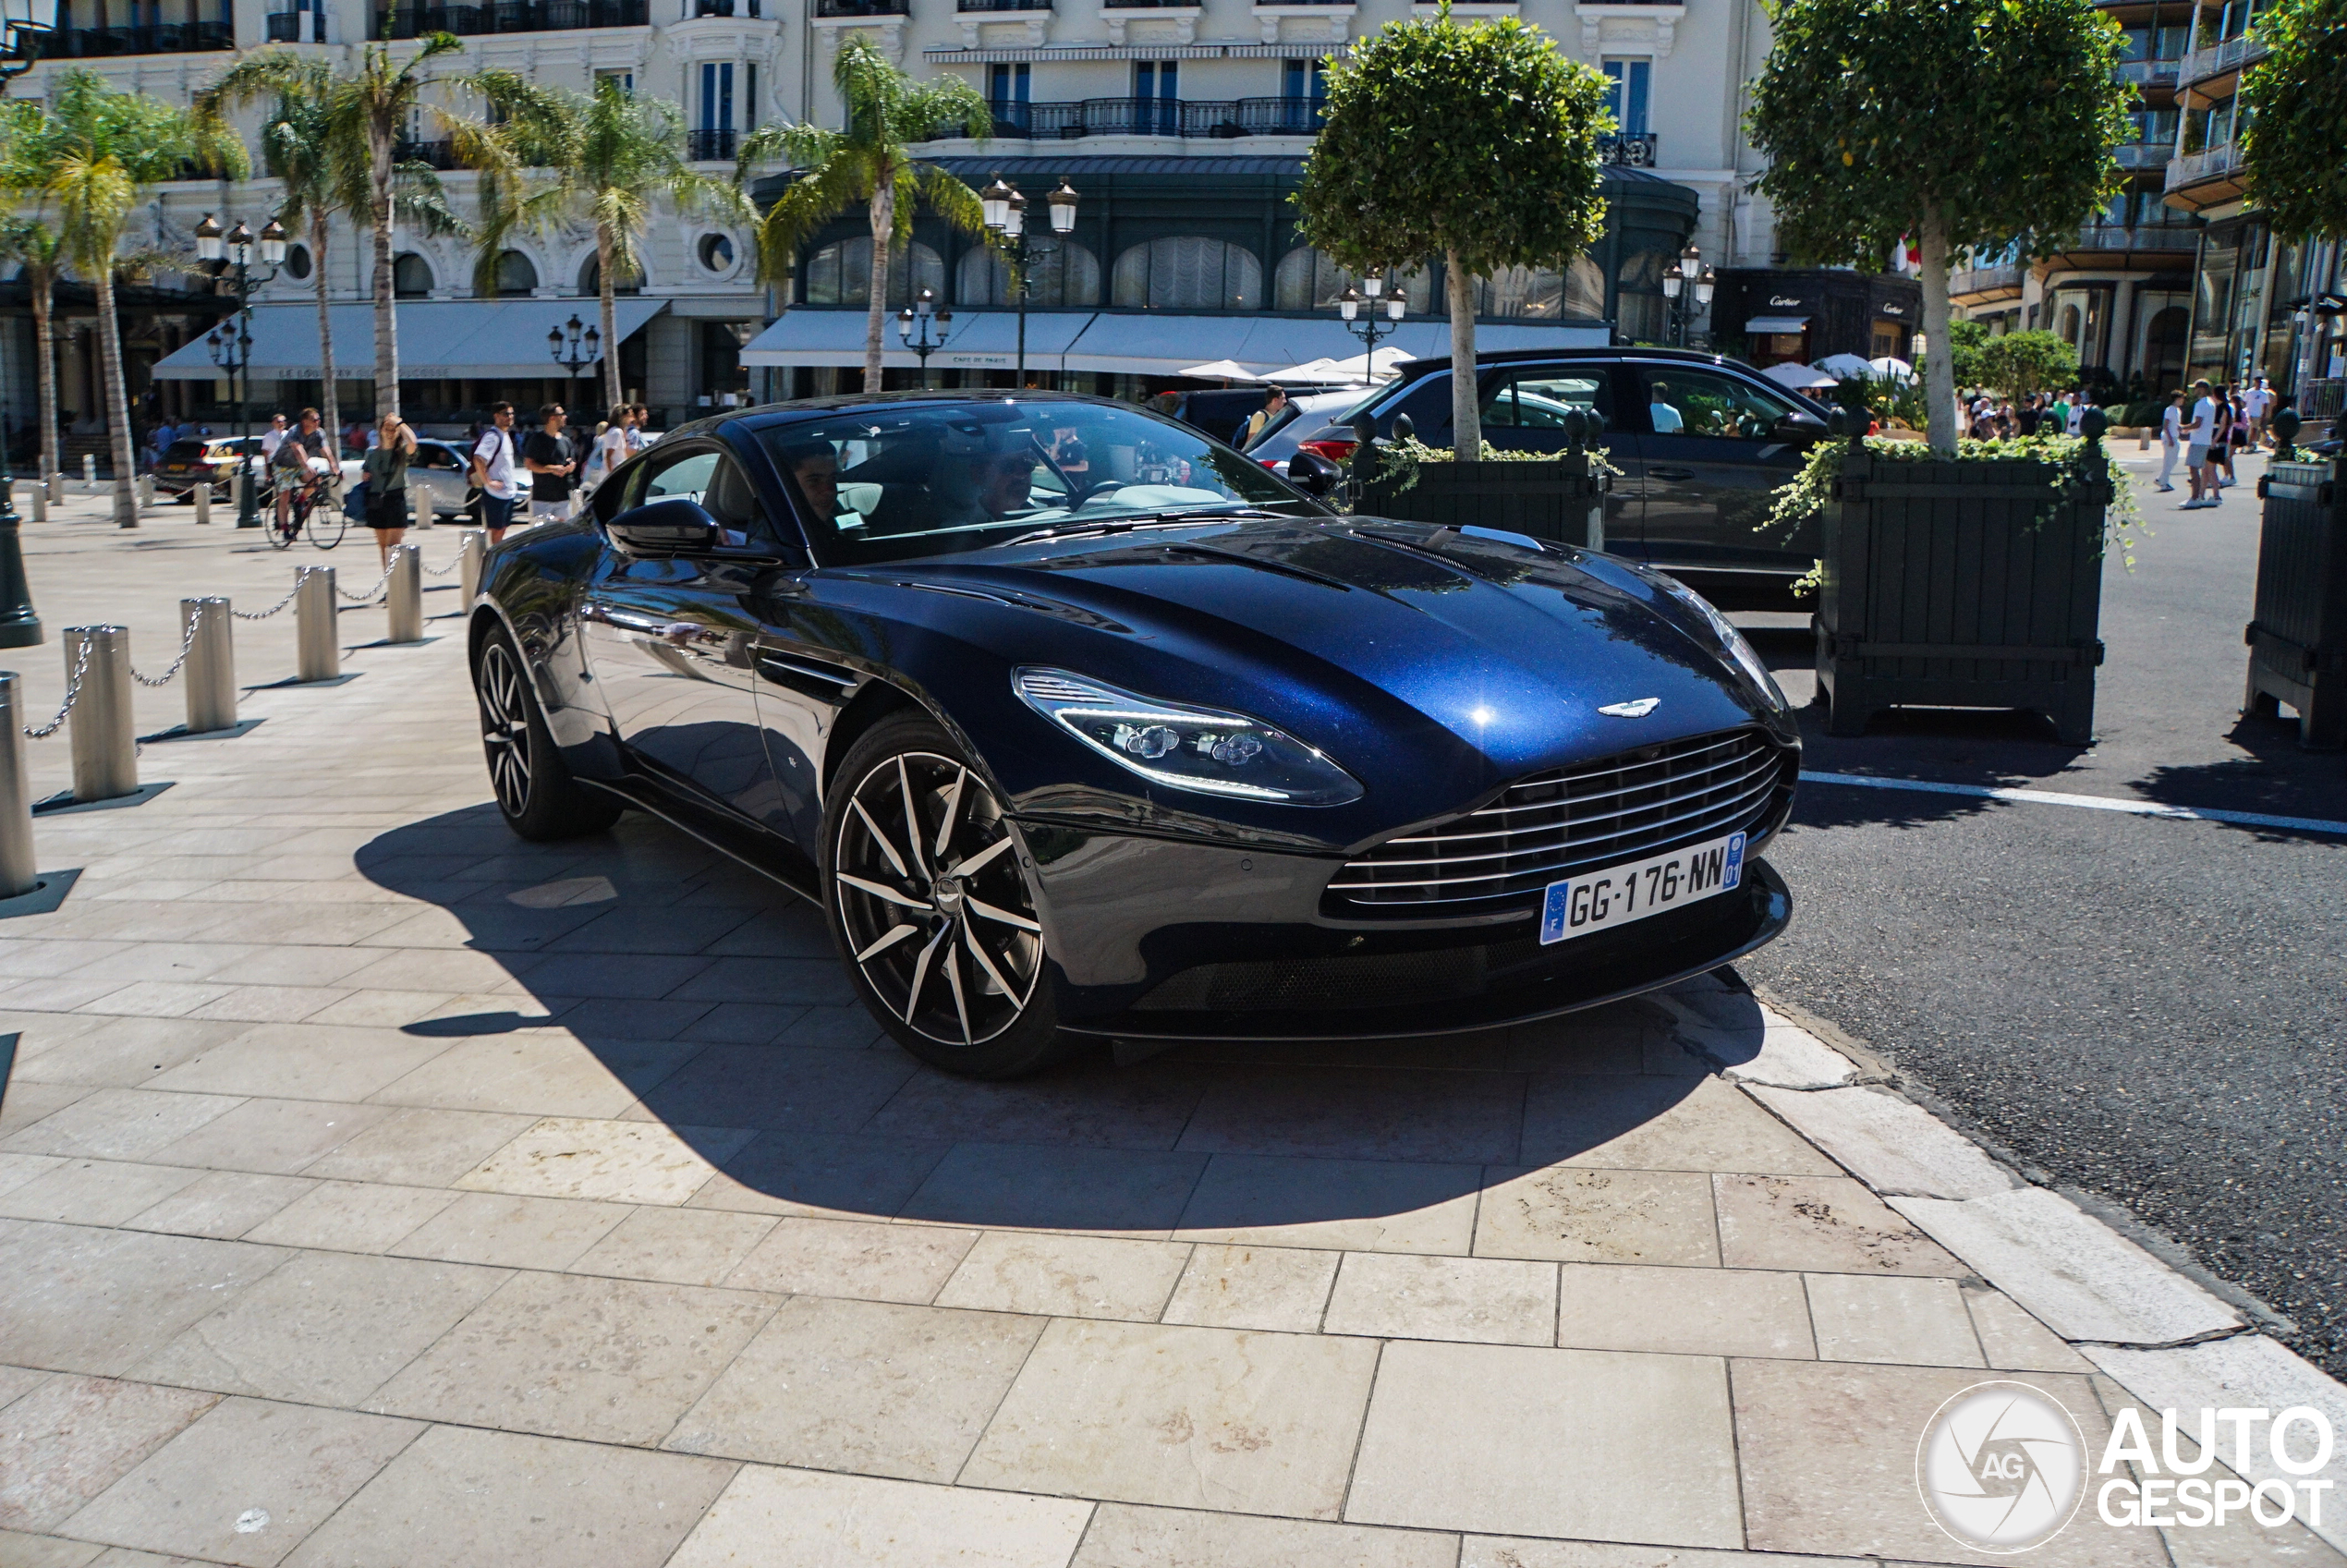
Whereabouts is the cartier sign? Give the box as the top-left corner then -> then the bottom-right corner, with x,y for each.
1768,295 -> 1804,307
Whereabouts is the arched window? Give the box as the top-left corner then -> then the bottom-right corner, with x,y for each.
1110,237 -> 1261,310
1476,259 -> 1607,320
285,244 -> 313,281
494,249 -> 539,298
955,240 -> 1101,307
802,237 -> 943,306
1274,247 -> 1347,311
392,252 -> 433,299
578,254 -> 642,297
2057,303 -> 2083,346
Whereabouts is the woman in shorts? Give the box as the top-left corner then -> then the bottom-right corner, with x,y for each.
361,412 -> 419,571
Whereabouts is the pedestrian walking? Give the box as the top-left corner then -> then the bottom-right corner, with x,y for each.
2155,391 -> 2183,492
581,404 -> 631,498
626,405 -> 651,454
2183,379 -> 2222,508
2210,387 -> 2236,491
522,403 -> 578,526
468,401 -> 520,545
361,411 -> 418,571
2244,376 -> 2274,447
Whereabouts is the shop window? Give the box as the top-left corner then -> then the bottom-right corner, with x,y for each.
393,251 -> 433,298
1110,237 -> 1260,310
803,237 -> 944,307
957,241 -> 1100,308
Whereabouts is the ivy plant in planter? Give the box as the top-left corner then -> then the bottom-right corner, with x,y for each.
1353,423 -> 1617,549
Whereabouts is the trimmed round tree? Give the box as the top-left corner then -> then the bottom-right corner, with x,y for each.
1747,0 -> 2132,452
2240,0 -> 2347,241
1297,11 -> 1610,459
1981,329 -> 2081,402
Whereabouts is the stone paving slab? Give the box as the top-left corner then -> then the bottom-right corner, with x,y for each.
0,519 -> 2338,1567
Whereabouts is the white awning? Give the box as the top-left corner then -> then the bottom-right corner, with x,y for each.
745,309 -> 1610,379
1743,315 -> 1812,335
148,299 -> 671,382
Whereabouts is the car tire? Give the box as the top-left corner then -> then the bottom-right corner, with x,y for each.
472,625 -> 622,843
822,714 -> 1071,1079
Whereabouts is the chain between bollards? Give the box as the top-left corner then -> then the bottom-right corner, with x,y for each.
130,614 -> 203,688
22,635 -> 91,740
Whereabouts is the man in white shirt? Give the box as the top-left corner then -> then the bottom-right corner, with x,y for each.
2183,380 -> 2221,508
468,401 -> 520,543
259,413 -> 287,462
2063,391 -> 2086,436
1648,381 -> 1684,434
2155,391 -> 2183,492
2244,377 -> 2273,447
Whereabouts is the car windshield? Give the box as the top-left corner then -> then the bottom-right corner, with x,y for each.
757,398 -> 1317,565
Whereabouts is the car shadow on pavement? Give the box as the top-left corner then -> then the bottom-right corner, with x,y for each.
356,805 -> 1721,1235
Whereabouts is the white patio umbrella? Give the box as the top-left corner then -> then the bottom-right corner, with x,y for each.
1813,353 -> 1878,380
1175,359 -> 1261,383
1867,356 -> 1916,382
1761,361 -> 1841,392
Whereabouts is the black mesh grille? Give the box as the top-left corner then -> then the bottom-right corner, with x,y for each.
1134,939 -> 1544,1013
1325,728 -> 1790,915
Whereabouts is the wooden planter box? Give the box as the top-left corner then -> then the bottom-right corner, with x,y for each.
2246,457 -> 2346,749
1355,457 -> 1607,550
1814,444 -> 2109,744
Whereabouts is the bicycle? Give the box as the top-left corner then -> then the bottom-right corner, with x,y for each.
263,470 -> 344,551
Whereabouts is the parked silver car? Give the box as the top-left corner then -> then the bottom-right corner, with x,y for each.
403,439 -> 476,519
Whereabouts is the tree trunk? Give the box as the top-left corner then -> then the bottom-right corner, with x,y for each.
312,212 -> 339,461
93,267 -> 139,529
371,122 -> 399,419
597,225 -> 622,414
863,176 -> 894,394
30,272 -> 58,500
1447,248 -> 1480,460
1918,206 -> 1957,456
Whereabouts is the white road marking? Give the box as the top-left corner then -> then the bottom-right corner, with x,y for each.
1797,771 -> 2347,837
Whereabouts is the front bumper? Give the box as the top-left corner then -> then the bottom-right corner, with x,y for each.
1022,813 -> 1792,1040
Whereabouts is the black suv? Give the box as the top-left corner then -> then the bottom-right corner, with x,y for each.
1325,347 -> 1831,598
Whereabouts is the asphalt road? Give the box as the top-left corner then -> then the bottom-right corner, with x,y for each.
1729,440 -> 2347,1380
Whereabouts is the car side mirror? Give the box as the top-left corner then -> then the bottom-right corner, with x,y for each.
1772,410 -> 1830,445
606,497 -> 718,555
1287,449 -> 1341,498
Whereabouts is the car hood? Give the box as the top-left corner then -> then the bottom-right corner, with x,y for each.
889,517 -> 1782,782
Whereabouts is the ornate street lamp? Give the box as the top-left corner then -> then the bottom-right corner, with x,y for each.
1335,270 -> 1407,380
1660,248 -> 1715,349
198,210 -> 290,529
548,314 -> 602,411
980,174 -> 1078,384
895,288 -> 955,387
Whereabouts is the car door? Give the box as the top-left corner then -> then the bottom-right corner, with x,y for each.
407,442 -> 468,516
1473,363 -> 1636,552
578,442 -> 789,829
1629,362 -> 1814,574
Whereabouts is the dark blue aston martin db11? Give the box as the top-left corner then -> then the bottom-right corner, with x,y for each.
468,392 -> 1798,1076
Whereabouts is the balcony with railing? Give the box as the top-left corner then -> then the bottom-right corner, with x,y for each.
41,19 -> 231,55
2063,223 -> 2201,255
2180,30 -> 2265,98
2115,140 -> 2174,169
686,128 -> 738,161
813,0 -> 906,14
2165,139 -> 2244,201
393,139 -> 460,169
1600,131 -> 1657,167
957,0 -> 1049,10
687,0 -> 763,13
2117,56 -> 2182,87
264,7 -> 330,41
372,0 -> 645,35
1950,261 -> 2025,300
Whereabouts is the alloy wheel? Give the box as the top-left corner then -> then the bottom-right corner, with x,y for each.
476,641 -> 534,820
833,750 -> 1042,1048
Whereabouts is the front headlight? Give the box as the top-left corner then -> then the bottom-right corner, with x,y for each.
1014,668 -> 1364,806
1653,577 -> 1792,712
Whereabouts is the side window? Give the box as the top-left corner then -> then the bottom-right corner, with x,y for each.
1638,366 -> 1795,441
1481,368 -> 1611,432
633,447 -> 772,549
1378,371 -> 1453,437
643,450 -> 721,504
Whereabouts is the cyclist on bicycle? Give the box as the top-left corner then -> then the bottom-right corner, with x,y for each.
271,407 -> 334,531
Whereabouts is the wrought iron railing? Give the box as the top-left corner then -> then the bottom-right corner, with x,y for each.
687,128 -> 738,161
43,20 -> 231,54
1600,131 -> 1658,166
813,0 -> 906,15
690,0 -> 761,14
373,0 -> 646,35
393,139 -> 460,169
949,96 -> 1330,139
957,0 -> 1049,10
265,9 -> 328,41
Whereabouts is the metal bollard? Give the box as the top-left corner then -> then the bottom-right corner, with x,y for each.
193,481 -> 212,526
411,485 -> 432,532
63,626 -> 136,804
182,598 -> 235,734
137,473 -> 154,511
80,455 -> 94,491
294,566 -> 339,683
458,529 -> 487,604
386,544 -> 423,644
0,672 -> 36,897
29,478 -> 44,524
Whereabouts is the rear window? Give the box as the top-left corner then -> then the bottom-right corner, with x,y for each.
164,441 -> 207,461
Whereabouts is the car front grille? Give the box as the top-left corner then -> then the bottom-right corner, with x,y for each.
1324,728 -> 1790,916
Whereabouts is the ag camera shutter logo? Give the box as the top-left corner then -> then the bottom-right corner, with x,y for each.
1916,1380 -> 2088,1552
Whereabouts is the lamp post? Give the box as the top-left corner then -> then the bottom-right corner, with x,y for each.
0,5 -> 56,645
1335,272 -> 1408,382
895,288 -> 955,387
547,313 -> 602,415
198,213 -> 289,530
1659,243 -> 1715,349
980,175 -> 1078,386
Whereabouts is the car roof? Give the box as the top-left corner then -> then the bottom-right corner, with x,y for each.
1389,346 -> 1760,383
727,389 -> 1168,441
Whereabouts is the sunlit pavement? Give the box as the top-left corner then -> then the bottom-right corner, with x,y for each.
0,486 -> 2331,1567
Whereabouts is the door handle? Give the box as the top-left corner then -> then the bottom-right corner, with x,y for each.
1647,468 -> 1696,481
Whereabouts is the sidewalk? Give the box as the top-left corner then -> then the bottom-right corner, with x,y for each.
0,511 -> 2341,1568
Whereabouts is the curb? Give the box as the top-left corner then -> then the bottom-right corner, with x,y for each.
1659,973 -> 2347,1559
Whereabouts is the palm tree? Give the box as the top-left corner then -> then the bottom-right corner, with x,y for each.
198,40 -> 466,423
462,71 -> 753,411
0,71 -> 244,527
738,37 -> 991,393
0,212 -> 69,501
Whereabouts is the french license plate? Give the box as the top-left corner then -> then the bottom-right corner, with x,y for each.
1539,831 -> 1745,945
